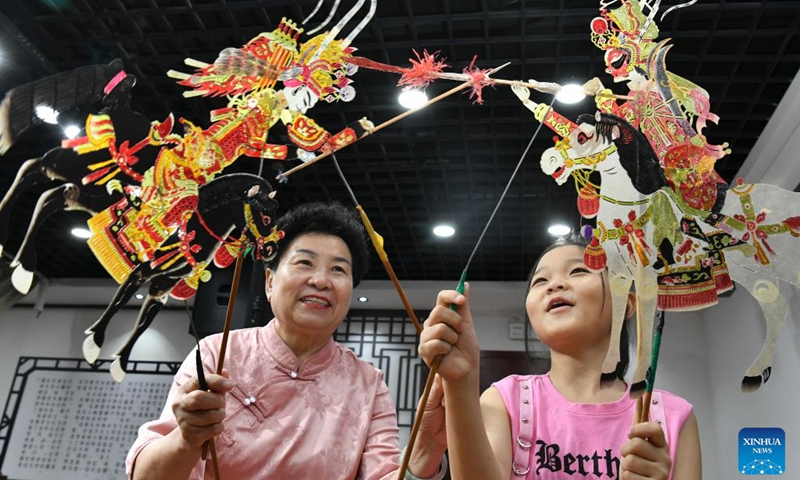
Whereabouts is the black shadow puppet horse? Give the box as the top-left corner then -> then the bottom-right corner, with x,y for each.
82,172 -> 282,381
0,60 -> 171,293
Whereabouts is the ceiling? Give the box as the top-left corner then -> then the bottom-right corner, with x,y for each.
0,0 -> 799,286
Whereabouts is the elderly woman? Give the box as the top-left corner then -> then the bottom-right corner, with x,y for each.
126,202 -> 447,480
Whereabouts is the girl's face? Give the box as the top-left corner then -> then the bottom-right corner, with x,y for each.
525,245 -> 613,354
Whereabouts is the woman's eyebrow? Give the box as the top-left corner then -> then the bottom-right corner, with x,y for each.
291,249 -> 317,258
292,249 -> 351,266
332,256 -> 352,266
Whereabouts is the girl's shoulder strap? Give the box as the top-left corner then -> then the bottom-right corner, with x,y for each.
649,390 -> 669,440
512,375 -> 534,477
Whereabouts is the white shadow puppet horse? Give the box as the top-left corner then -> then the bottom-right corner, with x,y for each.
540,112 -> 800,392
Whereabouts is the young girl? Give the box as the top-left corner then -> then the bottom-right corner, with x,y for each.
418,235 -> 701,480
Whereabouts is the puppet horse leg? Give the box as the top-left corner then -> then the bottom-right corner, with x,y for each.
0,157 -> 48,256
109,293 -> 169,382
630,272 -> 658,397
110,275 -> 178,382
11,183 -> 80,294
731,262 -> 789,392
601,273 -> 633,383
83,263 -> 148,364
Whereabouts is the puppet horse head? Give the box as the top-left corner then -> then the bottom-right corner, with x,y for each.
540,112 -> 668,200
83,173 -> 280,381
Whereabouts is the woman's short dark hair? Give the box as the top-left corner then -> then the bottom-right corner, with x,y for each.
523,233 -> 630,380
264,202 -> 369,287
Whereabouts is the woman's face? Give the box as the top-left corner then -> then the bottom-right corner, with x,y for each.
525,245 -> 613,353
266,233 -> 354,340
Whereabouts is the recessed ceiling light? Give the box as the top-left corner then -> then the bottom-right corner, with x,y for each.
555,83 -> 586,104
63,125 -> 81,139
398,89 -> 428,109
35,105 -> 59,124
433,225 -> 455,237
357,296 -> 368,303
70,227 -> 92,239
135,294 -> 145,300
547,224 -> 572,236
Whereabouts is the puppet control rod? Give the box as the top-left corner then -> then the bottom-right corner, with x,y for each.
276,63 -> 510,181
276,76 -> 630,181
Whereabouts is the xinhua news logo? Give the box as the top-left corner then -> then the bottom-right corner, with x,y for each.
739,428 -> 785,475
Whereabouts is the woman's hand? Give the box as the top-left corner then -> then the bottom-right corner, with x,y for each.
418,374 -> 447,449
171,371 -> 235,450
407,374 -> 448,478
620,422 -> 672,480
418,284 -> 479,383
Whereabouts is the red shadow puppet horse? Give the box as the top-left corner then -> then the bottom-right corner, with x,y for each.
1,4 -> 382,381
1,14 -> 372,296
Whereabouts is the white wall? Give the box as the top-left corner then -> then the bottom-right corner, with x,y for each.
4,279 -> 798,480
702,286 -> 800,478
0,306 -> 196,412
352,279 -> 534,351
656,310 -> 718,480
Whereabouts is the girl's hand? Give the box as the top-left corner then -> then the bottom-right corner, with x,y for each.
171,371 -> 234,450
418,284 -> 479,382
620,422 -> 672,480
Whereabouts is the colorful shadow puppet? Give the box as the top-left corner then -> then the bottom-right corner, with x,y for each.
0,6 -> 381,379
512,0 -> 798,392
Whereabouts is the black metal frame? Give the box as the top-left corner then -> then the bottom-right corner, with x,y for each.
0,357 -> 177,477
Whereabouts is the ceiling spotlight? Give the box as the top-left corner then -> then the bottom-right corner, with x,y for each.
357,296 -> 369,303
71,227 -> 92,239
35,105 -> 60,124
398,89 -> 428,109
135,294 -> 145,300
555,84 -> 586,104
433,225 -> 455,238
547,224 -> 572,236
63,124 -> 81,139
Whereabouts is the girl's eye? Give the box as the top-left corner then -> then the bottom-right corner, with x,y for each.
531,277 -> 546,287
571,267 -> 589,275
